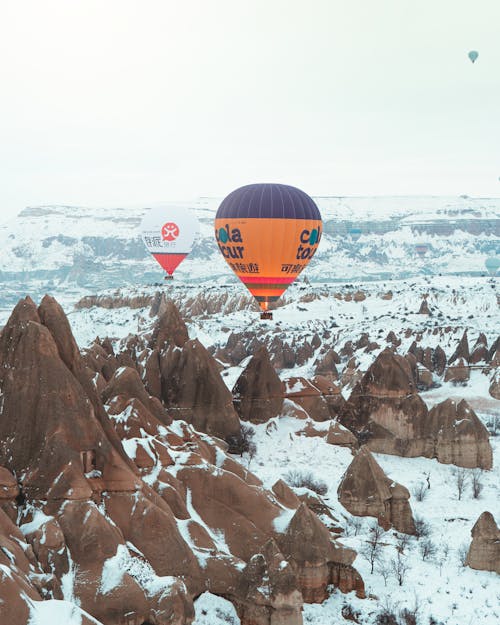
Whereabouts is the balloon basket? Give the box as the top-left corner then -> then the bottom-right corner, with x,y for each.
164,275 -> 174,280
260,311 -> 273,320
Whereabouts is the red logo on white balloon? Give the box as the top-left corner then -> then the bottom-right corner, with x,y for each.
162,222 -> 179,241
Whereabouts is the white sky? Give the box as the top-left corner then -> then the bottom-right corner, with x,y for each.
1,0 -> 500,223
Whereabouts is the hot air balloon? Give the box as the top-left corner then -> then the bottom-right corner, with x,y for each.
348,226 -> 362,242
141,205 -> 198,278
468,50 -> 478,63
215,183 -> 322,319
414,243 -> 429,258
485,256 -> 500,276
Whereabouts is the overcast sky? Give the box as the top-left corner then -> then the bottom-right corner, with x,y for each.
1,0 -> 500,224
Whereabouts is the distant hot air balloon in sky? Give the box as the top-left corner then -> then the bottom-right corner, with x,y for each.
215,183 -> 322,318
485,256 -> 500,276
348,226 -> 362,242
415,243 -> 429,259
141,206 -> 198,278
468,50 -> 479,63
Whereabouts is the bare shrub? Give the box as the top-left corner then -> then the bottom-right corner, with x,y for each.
413,515 -> 431,539
395,533 -> 411,554
375,609 -> 399,625
341,603 -> 361,622
451,467 -> 468,501
471,469 -> 483,499
485,414 -> 499,436
360,522 -> 384,573
457,542 -> 469,567
419,538 -> 438,561
391,550 -> 409,586
376,598 -> 400,625
227,423 -> 256,455
437,543 -> 449,575
283,469 -> 328,496
412,482 -> 428,502
344,515 -> 365,537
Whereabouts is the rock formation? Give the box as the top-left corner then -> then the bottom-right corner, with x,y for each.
426,399 -> 492,469
0,295 -> 366,624
338,447 -> 416,534
466,511 -> 500,574
341,350 -> 492,468
160,338 -> 242,440
232,346 -> 284,423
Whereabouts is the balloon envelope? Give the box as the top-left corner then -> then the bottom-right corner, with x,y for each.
485,256 -> 500,276
415,243 -> 429,258
215,183 -> 322,311
468,50 -> 478,63
141,206 -> 199,275
349,227 -> 362,242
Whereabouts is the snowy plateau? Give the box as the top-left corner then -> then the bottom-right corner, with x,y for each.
0,196 -> 498,625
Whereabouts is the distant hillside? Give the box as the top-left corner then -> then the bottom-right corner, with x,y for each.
0,196 -> 498,310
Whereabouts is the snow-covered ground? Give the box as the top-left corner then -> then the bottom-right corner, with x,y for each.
1,235 -> 498,625
46,272 -> 498,625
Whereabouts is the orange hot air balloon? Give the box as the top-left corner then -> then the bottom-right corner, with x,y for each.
215,183 -> 322,318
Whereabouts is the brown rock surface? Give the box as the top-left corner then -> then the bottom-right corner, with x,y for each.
426,399 -> 492,469
326,421 -> 358,451
149,297 -> 189,349
444,358 -> 470,384
466,511 -> 500,573
232,346 -> 284,423
235,539 -> 303,625
283,377 -> 331,422
338,446 -> 416,534
278,504 -> 364,602
160,338 -> 241,440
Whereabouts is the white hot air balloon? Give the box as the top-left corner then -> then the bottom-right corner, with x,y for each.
141,206 -> 199,278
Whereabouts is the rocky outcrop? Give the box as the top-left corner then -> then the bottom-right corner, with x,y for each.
232,346 -> 284,423
314,348 -> 339,379
149,297 -> 189,350
235,539 -> 303,625
278,504 -> 365,602
470,333 -> 489,364
444,358 -> 470,384
466,512 -> 500,574
326,421 -> 358,451
0,295 -> 368,623
160,338 -> 241,440
338,447 -> 416,534
283,377 -> 332,422
418,299 -> 431,314
449,330 -> 470,364
341,349 -> 429,456
426,399 -> 492,469
341,350 -> 491,468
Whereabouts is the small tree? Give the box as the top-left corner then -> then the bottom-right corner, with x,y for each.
391,550 -> 409,586
226,423 -> 256,455
452,467 -> 468,501
246,441 -> 257,467
376,558 -> 391,586
471,469 -> 483,499
360,522 -> 384,574
419,538 -> 438,561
